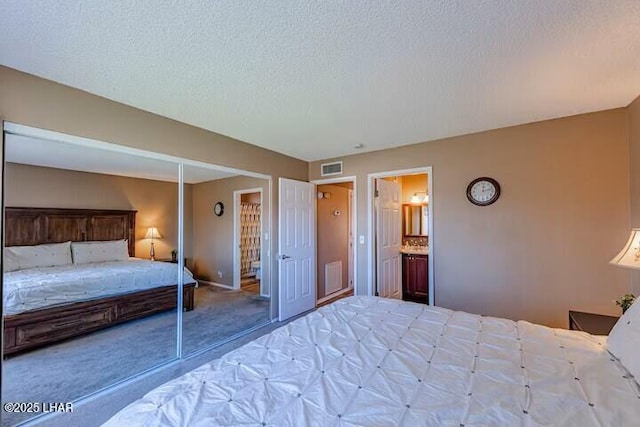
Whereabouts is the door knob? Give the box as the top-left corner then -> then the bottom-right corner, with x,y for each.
279,254 -> 291,260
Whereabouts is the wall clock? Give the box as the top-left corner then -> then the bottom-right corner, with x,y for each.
214,202 -> 224,216
466,177 -> 501,206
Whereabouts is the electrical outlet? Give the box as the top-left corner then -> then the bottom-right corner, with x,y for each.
217,270 -> 223,278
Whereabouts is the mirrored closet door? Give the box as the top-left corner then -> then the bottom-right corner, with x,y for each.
1,124 -> 274,426
180,163 -> 272,356
1,126 -> 180,426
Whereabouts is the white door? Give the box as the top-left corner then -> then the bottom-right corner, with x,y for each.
375,179 -> 402,299
278,178 -> 316,321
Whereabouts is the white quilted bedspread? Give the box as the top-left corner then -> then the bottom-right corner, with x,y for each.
3,259 -> 196,315
104,297 -> 640,426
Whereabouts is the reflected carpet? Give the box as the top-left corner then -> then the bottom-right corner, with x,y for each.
1,285 -> 270,427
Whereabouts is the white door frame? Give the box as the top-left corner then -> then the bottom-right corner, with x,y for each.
311,176 -> 357,303
233,187 -> 264,292
367,167 -> 434,306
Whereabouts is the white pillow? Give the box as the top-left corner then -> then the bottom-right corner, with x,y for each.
71,240 -> 129,264
3,249 -> 20,272
606,298 -> 640,380
5,241 -> 72,270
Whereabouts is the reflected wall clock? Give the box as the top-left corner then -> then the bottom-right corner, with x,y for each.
214,202 -> 224,216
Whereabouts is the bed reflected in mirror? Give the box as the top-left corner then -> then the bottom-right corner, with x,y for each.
181,164 -> 272,356
1,129 -> 181,426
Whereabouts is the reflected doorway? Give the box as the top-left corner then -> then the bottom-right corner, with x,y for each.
233,188 -> 264,296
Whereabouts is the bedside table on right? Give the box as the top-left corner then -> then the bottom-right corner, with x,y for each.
569,310 -> 619,335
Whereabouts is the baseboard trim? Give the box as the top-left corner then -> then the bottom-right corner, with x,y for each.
316,287 -> 353,305
198,279 -> 234,290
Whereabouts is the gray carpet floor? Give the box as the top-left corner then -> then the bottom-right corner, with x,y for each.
1,285 -> 270,427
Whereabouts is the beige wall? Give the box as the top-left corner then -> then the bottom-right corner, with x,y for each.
4,163 -> 191,260
628,94 -> 640,296
310,109 -> 631,327
317,184 -> 351,299
0,66 -> 307,317
192,175 -> 269,291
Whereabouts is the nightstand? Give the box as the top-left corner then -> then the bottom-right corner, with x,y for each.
568,310 -> 619,335
156,258 -> 187,266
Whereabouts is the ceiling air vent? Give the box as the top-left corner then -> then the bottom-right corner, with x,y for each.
321,161 -> 343,177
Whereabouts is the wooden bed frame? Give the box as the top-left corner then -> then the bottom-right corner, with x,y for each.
3,207 -> 195,356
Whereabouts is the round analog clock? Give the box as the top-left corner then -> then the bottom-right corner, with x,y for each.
213,202 -> 224,216
466,177 -> 501,206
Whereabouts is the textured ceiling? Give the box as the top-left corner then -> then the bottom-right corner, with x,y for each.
1,1 -> 639,161
5,134 -> 237,184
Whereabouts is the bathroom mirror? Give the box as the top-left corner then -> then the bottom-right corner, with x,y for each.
403,204 -> 428,237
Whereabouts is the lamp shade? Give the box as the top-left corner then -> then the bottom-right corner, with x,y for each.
610,229 -> 640,270
145,226 -> 163,240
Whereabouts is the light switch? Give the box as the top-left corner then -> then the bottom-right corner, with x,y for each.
359,235 -> 365,244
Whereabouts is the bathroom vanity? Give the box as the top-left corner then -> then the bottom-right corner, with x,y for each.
401,249 -> 428,304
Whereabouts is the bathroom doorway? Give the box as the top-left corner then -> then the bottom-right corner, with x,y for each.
233,188 -> 263,295
368,167 -> 434,305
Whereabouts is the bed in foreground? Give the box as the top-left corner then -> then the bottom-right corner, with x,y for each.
105,297 -> 640,426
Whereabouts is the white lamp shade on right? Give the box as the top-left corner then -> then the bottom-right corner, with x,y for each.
610,229 -> 640,270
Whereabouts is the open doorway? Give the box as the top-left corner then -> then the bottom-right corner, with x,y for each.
313,177 -> 356,306
233,188 -> 263,296
368,167 -> 434,305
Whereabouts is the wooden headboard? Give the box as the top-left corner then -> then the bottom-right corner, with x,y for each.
4,208 -> 137,256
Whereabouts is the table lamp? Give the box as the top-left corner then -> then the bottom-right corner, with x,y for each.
145,226 -> 163,261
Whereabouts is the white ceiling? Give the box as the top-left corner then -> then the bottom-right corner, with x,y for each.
1,1 -> 639,161
5,134 -> 237,184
